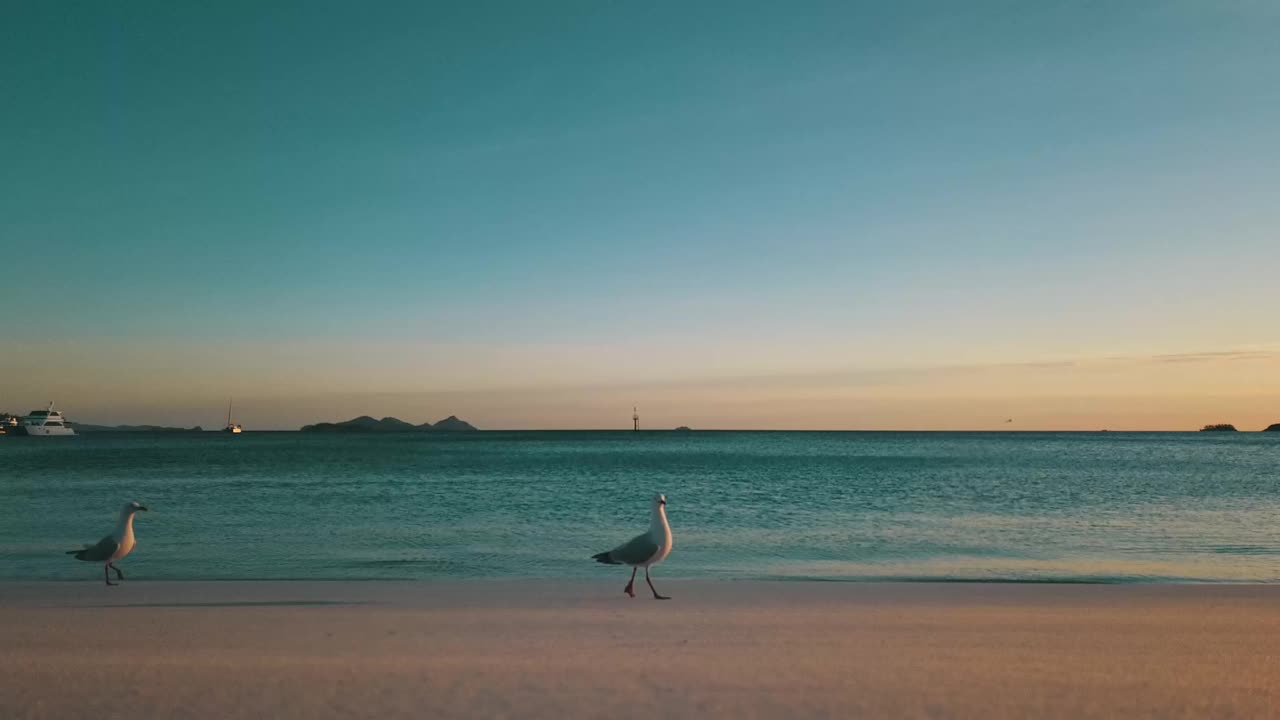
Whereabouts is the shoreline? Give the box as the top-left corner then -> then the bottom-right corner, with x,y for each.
5,580 -> 1279,718
5,574 -> 1277,585
9,428 -> 1280,434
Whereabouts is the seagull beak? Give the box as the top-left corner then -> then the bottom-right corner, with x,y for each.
138,505 -> 149,512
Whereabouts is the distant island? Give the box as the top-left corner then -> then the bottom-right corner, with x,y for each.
300,415 -> 478,432
69,422 -> 204,432
674,426 -> 693,432
1199,424 -> 1238,432
1264,423 -> 1280,432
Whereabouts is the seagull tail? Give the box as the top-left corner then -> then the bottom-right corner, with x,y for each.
592,551 -> 621,565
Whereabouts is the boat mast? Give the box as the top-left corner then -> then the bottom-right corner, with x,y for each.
227,399 -> 233,427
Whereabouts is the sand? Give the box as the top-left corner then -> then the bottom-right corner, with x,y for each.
3,580 -> 1278,719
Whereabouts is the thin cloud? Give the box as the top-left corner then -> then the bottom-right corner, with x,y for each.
257,347 -> 1280,403
1143,350 -> 1277,364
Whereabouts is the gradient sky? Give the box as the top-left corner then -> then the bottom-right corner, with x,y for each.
3,1 -> 1279,430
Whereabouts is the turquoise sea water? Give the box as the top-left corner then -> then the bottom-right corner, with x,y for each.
2,431 -> 1279,583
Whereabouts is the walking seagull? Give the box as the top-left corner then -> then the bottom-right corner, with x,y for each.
66,501 -> 148,586
592,493 -> 673,599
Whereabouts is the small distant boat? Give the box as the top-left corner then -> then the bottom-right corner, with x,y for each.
223,399 -> 243,434
18,402 -> 77,436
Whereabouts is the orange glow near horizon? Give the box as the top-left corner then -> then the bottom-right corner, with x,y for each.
3,341 -> 1277,431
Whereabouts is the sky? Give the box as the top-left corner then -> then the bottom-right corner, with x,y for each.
3,1 -> 1279,430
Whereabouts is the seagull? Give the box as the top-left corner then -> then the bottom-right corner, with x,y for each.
66,501 -> 148,586
592,493 -> 673,600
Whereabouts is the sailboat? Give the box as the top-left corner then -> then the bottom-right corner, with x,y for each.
223,399 -> 243,434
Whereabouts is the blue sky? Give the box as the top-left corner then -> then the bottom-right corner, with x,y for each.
3,2 -> 1279,428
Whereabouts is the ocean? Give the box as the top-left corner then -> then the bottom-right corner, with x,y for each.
3,431 -> 1278,583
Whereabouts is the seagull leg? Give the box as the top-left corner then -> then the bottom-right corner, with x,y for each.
109,563 -> 125,581
645,568 -> 669,600
104,565 -> 117,587
623,567 -> 637,598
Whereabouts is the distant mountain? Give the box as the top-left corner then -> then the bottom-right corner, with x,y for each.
300,416 -> 415,432
1264,423 -> 1280,432
1199,424 -> 1238,432
301,415 -> 477,432
428,415 -> 478,432
69,423 -> 203,432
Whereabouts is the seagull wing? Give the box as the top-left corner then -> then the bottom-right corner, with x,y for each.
596,532 -> 658,566
67,535 -> 118,562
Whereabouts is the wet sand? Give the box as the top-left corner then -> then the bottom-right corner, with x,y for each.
3,580 -> 1278,719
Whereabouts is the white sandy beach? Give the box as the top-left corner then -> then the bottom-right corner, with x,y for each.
3,580 -> 1278,719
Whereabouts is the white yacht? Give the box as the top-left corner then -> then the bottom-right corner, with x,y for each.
20,403 -> 77,436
